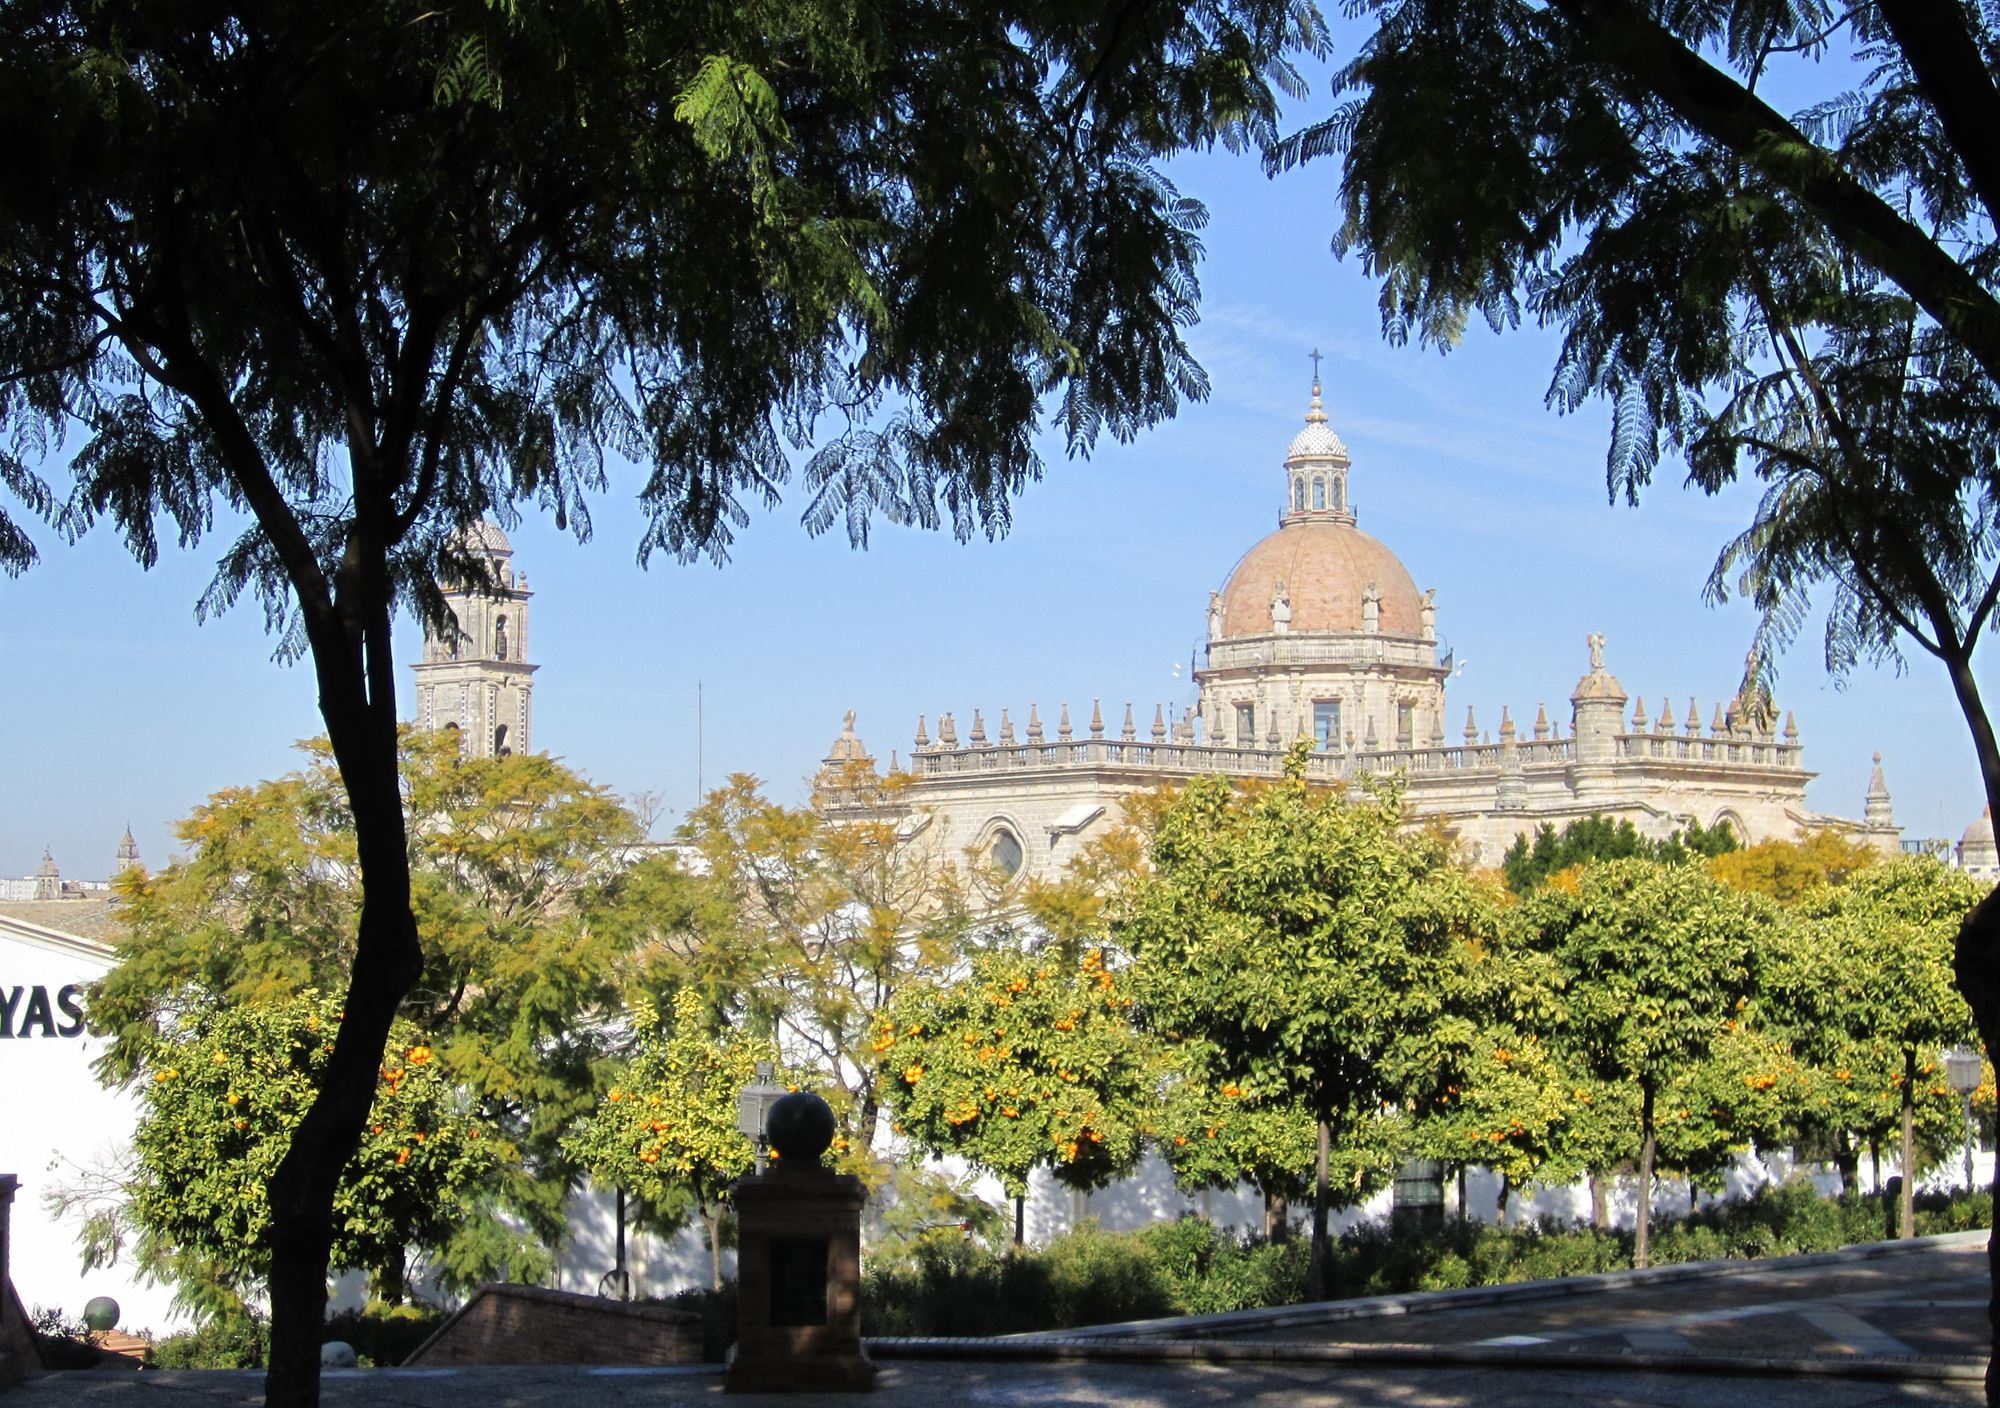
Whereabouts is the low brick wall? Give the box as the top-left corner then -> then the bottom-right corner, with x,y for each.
403,1283 -> 702,1367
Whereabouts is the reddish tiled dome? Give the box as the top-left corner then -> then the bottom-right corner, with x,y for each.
1219,519 -> 1424,638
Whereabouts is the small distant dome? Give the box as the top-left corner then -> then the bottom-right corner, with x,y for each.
822,710 -> 870,767
1571,671 -> 1627,702
459,519 -> 513,557
1960,807 -> 1997,880
814,710 -> 875,794
1960,807 -> 1995,861
1570,635 -> 1627,703
1287,380 -> 1350,464
1287,420 -> 1349,463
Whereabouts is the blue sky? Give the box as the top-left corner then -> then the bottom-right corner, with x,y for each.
4,55 -> 1994,883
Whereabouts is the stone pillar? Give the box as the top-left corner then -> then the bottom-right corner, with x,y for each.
1496,709 -> 1527,812
726,1102 -> 874,1393
1,1173 -> 27,1387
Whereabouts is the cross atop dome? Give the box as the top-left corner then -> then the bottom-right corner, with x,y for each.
1282,372 -> 1355,528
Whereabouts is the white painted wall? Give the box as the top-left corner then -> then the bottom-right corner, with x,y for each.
0,918 -> 187,1334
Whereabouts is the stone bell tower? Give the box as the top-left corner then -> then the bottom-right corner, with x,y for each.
412,521 -> 537,758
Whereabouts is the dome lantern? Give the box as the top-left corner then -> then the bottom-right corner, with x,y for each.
1282,367 -> 1355,528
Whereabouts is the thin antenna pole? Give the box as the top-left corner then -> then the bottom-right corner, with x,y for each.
697,679 -> 705,804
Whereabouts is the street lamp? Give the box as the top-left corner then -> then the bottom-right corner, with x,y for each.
737,1060 -> 788,1175
1944,1047 -> 1984,1193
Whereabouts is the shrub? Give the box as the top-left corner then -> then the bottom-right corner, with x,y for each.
322,1301 -> 446,1367
660,1284 -> 738,1363
853,1181 -> 1990,1337
29,1306 -> 103,1370
1038,1222 -> 1180,1327
147,1309 -> 268,1368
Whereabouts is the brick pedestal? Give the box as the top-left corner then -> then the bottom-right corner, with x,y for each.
725,1164 -> 874,1393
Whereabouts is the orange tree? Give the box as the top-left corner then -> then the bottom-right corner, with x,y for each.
1156,1055 -> 1395,1238
1712,841 -> 1960,1196
563,989 -> 787,1289
1114,748 -> 1491,1298
876,944 -> 1156,1243
1403,909 -> 1617,1225
677,766 -> 975,1157
0,1 -> 1324,1395
1782,858 -> 1984,1236
106,992 -> 495,1318
88,730 -> 673,1288
1515,858 -> 1780,1268
1416,1019 -> 1630,1225
1649,1017 -> 1815,1208
1709,833 -> 1880,904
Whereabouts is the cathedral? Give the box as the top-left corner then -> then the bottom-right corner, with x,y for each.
817,377 -> 1904,881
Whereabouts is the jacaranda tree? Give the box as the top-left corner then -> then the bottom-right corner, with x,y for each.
0,3 -> 1325,1397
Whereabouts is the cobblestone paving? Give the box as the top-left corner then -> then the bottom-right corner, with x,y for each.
9,1241 -> 1992,1408
1212,1242 -> 1990,1365
8,1358 -> 1989,1408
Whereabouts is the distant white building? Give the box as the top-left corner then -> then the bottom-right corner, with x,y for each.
0,847 -> 187,1333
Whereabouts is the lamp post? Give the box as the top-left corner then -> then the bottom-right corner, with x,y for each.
1944,1047 -> 1984,1193
737,1060 -> 788,1174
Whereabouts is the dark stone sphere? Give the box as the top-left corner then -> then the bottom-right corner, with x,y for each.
765,1091 -> 835,1162
83,1296 -> 120,1332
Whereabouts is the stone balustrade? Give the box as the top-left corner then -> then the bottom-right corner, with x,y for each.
906,730 -> 1802,782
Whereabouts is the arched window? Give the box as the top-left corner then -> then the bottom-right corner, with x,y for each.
494,615 -> 509,661
494,723 -> 510,756
1331,477 -> 1344,510
1312,478 -> 1326,510
1293,478 -> 1306,511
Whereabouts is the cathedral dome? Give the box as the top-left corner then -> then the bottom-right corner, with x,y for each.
1218,519 -> 1426,638
1961,807 -> 1995,865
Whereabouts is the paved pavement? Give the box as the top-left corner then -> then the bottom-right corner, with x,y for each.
8,1356 -> 1987,1408
9,1234 -> 1994,1407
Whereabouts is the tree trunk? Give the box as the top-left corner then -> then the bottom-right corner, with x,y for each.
1264,1188 -> 1290,1243
371,1242 -> 407,1307
1834,1133 -> 1860,1197
1458,1165 -> 1470,1227
1635,1084 -> 1657,1270
1309,1115 -> 1332,1301
1952,886 -> 2000,1408
1902,1047 -> 1919,1240
1493,1171 -> 1510,1227
708,1204 -> 724,1292
1933,649 -> 2000,1400
1014,1194 -> 1024,1247
264,590 -> 424,1408
1589,1172 -> 1608,1230
1871,1137 -> 1882,1194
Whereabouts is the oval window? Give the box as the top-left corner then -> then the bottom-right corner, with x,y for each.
990,829 -> 1024,879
